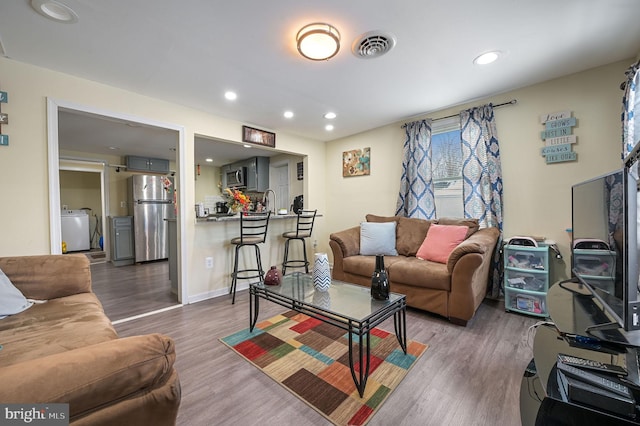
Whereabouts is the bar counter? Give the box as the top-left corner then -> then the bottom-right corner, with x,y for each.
189,212 -> 322,302
196,212 -> 302,222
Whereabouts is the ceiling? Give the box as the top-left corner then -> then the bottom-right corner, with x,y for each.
2,0 -> 640,164
57,108 -> 280,167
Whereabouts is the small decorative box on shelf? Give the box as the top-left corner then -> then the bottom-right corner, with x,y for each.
504,242 -> 551,317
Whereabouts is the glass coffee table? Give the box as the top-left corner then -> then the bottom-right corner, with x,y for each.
249,272 -> 407,397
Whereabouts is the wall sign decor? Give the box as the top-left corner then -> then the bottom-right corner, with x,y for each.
0,90 -> 7,146
242,125 -> 276,148
342,147 -> 370,177
539,110 -> 577,164
296,161 -> 304,180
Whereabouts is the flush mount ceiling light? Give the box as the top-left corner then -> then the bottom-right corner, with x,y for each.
283,111 -> 294,119
323,112 -> 337,119
224,91 -> 237,100
473,51 -> 501,65
296,23 -> 341,61
31,0 -> 78,23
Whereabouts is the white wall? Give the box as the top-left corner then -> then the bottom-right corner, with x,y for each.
0,57 -> 326,303
325,58 -> 635,279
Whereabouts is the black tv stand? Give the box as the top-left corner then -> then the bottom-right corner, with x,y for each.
585,321 -> 622,333
521,280 -> 640,425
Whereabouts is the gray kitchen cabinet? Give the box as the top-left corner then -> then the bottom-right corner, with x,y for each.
110,216 -> 135,266
245,156 -> 270,192
126,155 -> 170,173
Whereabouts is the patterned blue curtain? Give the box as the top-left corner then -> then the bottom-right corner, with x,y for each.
604,173 -> 623,252
460,104 -> 504,298
622,60 -> 640,160
396,119 -> 436,219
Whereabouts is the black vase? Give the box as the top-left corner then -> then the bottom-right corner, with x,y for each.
371,254 -> 390,300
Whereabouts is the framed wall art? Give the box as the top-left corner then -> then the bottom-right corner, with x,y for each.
342,147 -> 370,177
242,125 -> 276,148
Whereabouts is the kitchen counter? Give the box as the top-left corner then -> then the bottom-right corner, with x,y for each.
190,211 -> 323,303
196,213 -> 306,223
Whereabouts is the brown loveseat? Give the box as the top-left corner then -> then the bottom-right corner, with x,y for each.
330,215 -> 500,325
0,254 -> 180,425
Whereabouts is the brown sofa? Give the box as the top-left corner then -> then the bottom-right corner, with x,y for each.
329,215 -> 500,325
0,254 -> 180,425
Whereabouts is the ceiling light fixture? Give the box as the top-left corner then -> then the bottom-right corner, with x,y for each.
224,91 -> 237,101
284,111 -> 294,119
31,0 -> 79,23
296,23 -> 341,61
205,158 -> 213,162
323,112 -> 337,119
325,124 -> 334,131
473,51 -> 501,65
243,144 -> 252,148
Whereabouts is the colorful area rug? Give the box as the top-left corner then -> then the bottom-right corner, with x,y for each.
220,311 -> 428,426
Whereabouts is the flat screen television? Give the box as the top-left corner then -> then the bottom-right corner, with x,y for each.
571,167 -> 640,332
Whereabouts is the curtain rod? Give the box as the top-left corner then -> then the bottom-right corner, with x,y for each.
402,99 -> 518,127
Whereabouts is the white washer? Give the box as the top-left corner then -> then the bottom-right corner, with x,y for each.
61,210 -> 90,252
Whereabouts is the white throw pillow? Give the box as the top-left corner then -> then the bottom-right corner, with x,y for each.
0,267 -> 33,319
360,222 -> 398,256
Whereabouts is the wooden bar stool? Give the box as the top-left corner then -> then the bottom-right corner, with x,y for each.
230,211 -> 271,304
282,210 -> 317,275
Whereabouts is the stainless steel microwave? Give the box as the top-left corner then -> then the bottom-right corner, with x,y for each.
226,167 -> 246,188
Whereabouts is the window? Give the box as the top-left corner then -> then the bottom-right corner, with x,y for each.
431,117 -> 463,218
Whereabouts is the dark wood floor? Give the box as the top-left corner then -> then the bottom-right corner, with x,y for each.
113,283 -> 539,426
90,260 -> 179,322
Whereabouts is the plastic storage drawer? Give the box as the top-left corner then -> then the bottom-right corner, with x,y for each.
505,288 -> 547,317
573,249 -> 616,278
504,243 -> 550,318
505,268 -> 547,292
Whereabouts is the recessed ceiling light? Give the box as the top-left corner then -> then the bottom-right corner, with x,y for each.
325,124 -> 334,131
108,146 -> 119,150
243,144 -> 252,148
205,158 -> 213,162
284,111 -> 294,119
224,91 -> 237,101
324,112 -> 337,120
31,0 -> 78,23
473,51 -> 500,65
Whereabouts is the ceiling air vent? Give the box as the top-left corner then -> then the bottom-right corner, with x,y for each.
352,31 -> 396,59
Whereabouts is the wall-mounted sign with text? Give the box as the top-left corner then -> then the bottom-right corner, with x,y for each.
539,110 -> 576,164
0,90 -> 7,146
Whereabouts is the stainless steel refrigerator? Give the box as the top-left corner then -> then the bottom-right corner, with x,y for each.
128,175 -> 175,262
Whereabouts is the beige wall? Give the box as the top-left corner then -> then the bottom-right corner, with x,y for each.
326,58 -> 635,279
0,57 -> 326,303
1,54 -> 634,297
195,164 -> 222,203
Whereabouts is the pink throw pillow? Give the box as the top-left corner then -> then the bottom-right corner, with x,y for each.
416,224 -> 469,264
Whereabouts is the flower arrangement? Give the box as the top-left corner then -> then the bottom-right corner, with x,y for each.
224,187 -> 251,213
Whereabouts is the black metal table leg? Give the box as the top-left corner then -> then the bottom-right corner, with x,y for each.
347,320 -> 371,398
249,286 -> 260,332
394,307 -> 407,354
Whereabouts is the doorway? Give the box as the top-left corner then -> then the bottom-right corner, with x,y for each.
59,162 -> 108,256
274,163 -> 290,211
46,98 -> 187,321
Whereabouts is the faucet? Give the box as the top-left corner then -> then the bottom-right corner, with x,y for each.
262,189 -> 277,213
